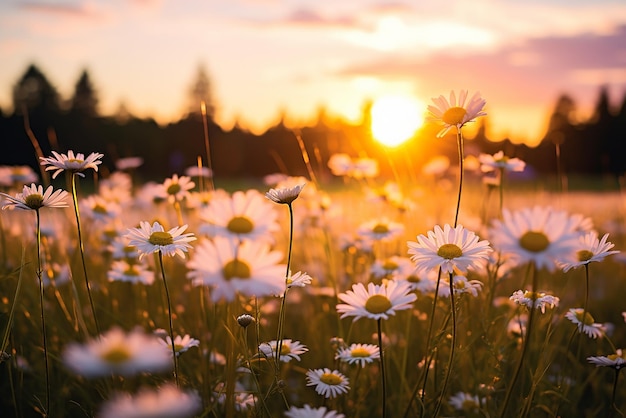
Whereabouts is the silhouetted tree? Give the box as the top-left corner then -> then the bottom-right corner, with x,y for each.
70,69 -> 99,117
187,65 -> 215,118
12,64 -> 60,117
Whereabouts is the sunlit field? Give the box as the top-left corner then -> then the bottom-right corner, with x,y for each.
2,92 -> 626,418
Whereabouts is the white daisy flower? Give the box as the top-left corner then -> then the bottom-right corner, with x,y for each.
114,156 -> 144,171
107,260 -> 154,285
335,343 -> 380,368
161,173 -> 195,203
265,183 -> 305,205
159,334 -> 200,356
259,339 -> 309,363
79,194 -> 121,223
449,391 -> 481,412
186,236 -> 285,302
0,165 -> 38,187
489,206 -> 580,271
510,290 -> 559,313
1,183 -> 69,210
285,404 -> 345,418
357,218 -> 405,242
559,231 -> 619,272
370,256 -> 415,280
125,221 -> 196,259
199,189 -> 279,243
99,384 -> 201,418
587,350 -> 626,369
407,224 -> 492,275
287,271 -> 312,288
40,150 -> 103,179
336,280 -> 416,322
479,151 -> 526,173
327,153 -> 353,177
185,165 -> 212,178
306,368 -> 350,398
437,275 -> 483,298
427,90 -> 487,137
565,308 -> 605,339
62,327 -> 171,377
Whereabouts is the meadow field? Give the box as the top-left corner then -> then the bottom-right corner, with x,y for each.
1,94 -> 625,418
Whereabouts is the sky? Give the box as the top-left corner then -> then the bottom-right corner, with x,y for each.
2,0 -> 626,146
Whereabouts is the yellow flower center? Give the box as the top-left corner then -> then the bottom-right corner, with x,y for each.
101,346 -> 131,364
365,294 -> 392,314
93,204 -> 108,214
407,275 -> 421,283
123,266 -> 140,276
523,291 -> 541,300
454,280 -> 466,289
461,399 -> 478,411
279,344 -> 291,355
442,106 -> 467,125
372,224 -> 390,234
350,347 -> 371,358
174,344 -> 184,352
382,260 -> 399,271
123,245 -> 136,254
24,194 -> 44,209
608,353 -> 626,361
166,183 -> 182,195
320,373 -> 343,385
437,243 -> 463,259
574,309 -> 595,325
227,216 -> 254,234
148,231 -> 174,246
577,250 -> 594,262
222,259 -> 251,280
519,231 -> 550,253
67,158 -> 84,164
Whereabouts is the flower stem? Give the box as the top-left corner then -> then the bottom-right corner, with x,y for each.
36,210 -> 50,417
157,250 -> 180,387
432,273 -> 457,418
275,203 -> 294,373
378,318 -> 387,418
70,173 -> 100,336
453,128 -> 465,228
609,369 -> 621,418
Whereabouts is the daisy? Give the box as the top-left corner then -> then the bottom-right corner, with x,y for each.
370,256 -> 415,280
351,157 -> 379,179
186,236 -> 285,302
427,90 -> 487,137
306,368 -> 350,398
99,384 -> 201,418
285,405 -> 345,418
407,224 -> 492,275
265,183 -> 305,205
115,156 -> 144,171
287,271 -> 312,288
510,290 -> 559,313
397,268 -> 440,295
449,391 -> 481,412
158,334 -> 200,356
185,165 -> 212,178
161,173 -> 195,203
237,314 -> 255,329
1,184 -> 69,210
587,350 -> 626,369
327,153 -> 353,177
259,339 -> 309,363
335,343 -> 380,367
358,218 -> 405,242
559,231 -> 619,272
0,165 -> 38,187
107,260 -> 154,285
79,194 -> 121,223
489,206 -> 580,271
479,151 -> 526,173
125,221 -> 196,259
565,308 -> 605,339
107,236 -> 141,260
62,327 -> 171,377
437,275 -> 484,298
336,280 -> 416,322
40,150 -> 103,179
199,189 -> 279,243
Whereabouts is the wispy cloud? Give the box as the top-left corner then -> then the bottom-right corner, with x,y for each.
19,1 -> 103,20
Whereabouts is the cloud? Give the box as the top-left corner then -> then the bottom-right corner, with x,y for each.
18,1 -> 103,20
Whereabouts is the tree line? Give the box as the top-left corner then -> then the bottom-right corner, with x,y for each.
2,63 -> 626,185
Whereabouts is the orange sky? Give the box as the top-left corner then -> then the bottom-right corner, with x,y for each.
2,0 -> 626,146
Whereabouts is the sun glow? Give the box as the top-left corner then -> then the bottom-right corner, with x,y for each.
370,95 -> 425,147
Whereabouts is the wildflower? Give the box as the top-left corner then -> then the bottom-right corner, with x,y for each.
107,260 -> 154,285
427,90 -> 487,137
115,156 -> 144,171
565,308 -> 605,339
125,221 -> 196,259
370,256 -> 415,280
260,339 -> 309,363
213,382 -> 257,412
306,368 -> 350,398
358,218 -> 405,241
285,404 -> 345,418
449,391 -> 481,412
510,290 -> 559,313
1,184 -> 69,210
560,231 -> 619,272
79,194 -> 121,223
328,153 -> 353,177
159,334 -> 200,356
422,155 -> 450,177
161,173 -> 195,203
265,183 -> 305,204
437,275 -> 484,298
185,165 -> 212,178
489,206 -> 580,271
336,280 -> 416,322
40,150 -> 103,179
99,384 -> 201,418
186,236 -> 285,302
0,165 -> 38,187
199,189 -> 279,243
335,343 -> 380,367
62,327 -> 171,377
108,236 -> 141,260
287,271 -> 312,288
407,224 -> 492,275
587,350 -> 626,369
479,151 -> 526,173
237,314 -> 255,328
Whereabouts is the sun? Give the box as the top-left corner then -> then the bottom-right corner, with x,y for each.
370,95 -> 425,147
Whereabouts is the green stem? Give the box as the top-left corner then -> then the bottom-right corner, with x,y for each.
609,369 -> 621,418
70,173 -> 100,336
158,250 -> 180,387
35,210 -> 50,417
453,128 -> 465,228
274,203 -> 294,374
378,318 -> 387,418
1,247 -> 26,358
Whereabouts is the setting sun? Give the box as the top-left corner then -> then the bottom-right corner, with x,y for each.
370,95 -> 425,147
